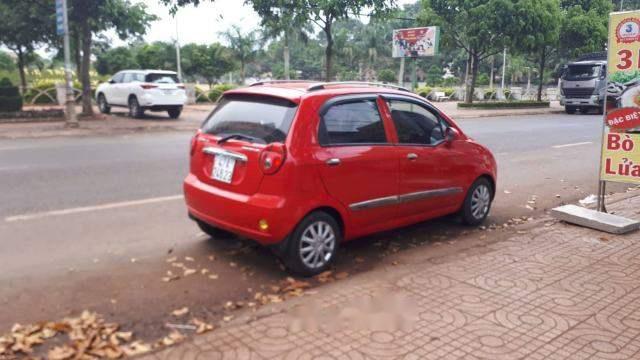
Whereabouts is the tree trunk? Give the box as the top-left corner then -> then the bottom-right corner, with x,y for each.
323,19 -> 333,82
464,51 -> 477,103
537,46 -> 546,102
74,30 -> 82,76
283,32 -> 290,80
464,51 -> 473,103
16,47 -> 27,93
80,17 -> 93,115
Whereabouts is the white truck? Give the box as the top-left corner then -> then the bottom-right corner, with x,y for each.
560,53 -> 607,115
96,70 -> 187,119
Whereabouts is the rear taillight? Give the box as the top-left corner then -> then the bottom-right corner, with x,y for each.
190,130 -> 201,156
141,83 -> 158,90
259,143 -> 286,175
178,84 -> 185,89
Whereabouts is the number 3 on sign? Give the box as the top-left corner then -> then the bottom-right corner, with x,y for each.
617,49 -> 635,70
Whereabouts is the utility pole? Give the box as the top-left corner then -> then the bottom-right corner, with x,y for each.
175,15 -> 183,82
398,57 -> 405,86
620,0 -> 624,11
501,47 -> 507,93
56,0 -> 77,128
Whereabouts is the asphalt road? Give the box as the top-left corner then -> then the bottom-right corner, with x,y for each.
0,111 -> 623,341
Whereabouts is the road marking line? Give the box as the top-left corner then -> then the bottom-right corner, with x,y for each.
552,141 -> 593,149
5,195 -> 183,222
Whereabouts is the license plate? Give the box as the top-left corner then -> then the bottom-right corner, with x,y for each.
163,89 -> 174,94
212,154 -> 235,183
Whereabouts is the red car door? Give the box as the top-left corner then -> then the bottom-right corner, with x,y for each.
315,95 -> 400,235
382,97 -> 466,220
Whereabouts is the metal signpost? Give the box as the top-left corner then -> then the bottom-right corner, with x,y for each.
56,0 -> 78,128
598,10 -> 640,211
392,27 -> 440,90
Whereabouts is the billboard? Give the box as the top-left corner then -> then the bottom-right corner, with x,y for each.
392,27 -> 440,58
601,11 -> 640,184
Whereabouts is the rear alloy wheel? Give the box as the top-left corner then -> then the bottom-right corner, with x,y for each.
128,96 -> 144,118
167,107 -> 182,119
97,94 -> 110,114
565,106 -> 577,114
461,178 -> 493,226
284,211 -> 340,277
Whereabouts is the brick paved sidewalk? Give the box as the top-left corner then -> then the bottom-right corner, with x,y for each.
141,195 -> 640,360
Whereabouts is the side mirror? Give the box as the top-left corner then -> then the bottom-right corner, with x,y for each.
108,79 -> 116,84
445,127 -> 460,143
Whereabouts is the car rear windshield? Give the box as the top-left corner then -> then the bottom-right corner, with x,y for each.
202,95 -> 298,144
145,73 -> 179,84
563,65 -> 601,81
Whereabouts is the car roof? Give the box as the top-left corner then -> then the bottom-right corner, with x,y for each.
224,81 -> 421,104
119,69 -> 178,75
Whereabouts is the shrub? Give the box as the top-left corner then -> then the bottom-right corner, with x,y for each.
0,78 -> 22,112
476,73 -> 490,86
504,88 -> 512,99
213,83 -> 236,93
457,101 -> 550,109
484,89 -> 497,100
442,77 -> 459,87
208,89 -> 223,102
377,69 -> 396,83
195,87 -> 210,103
415,86 -> 432,98
441,87 -> 455,97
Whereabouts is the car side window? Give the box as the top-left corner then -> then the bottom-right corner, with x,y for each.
387,99 -> 447,145
111,72 -> 124,83
319,99 -> 387,146
132,73 -> 145,82
122,72 -> 133,83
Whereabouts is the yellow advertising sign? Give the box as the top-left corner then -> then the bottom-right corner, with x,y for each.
601,11 -> 640,184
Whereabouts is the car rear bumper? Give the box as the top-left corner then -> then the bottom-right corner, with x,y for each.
140,93 -> 187,107
183,173 -> 290,245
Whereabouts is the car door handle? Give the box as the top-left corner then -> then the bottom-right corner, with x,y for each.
326,158 -> 341,166
407,153 -> 418,160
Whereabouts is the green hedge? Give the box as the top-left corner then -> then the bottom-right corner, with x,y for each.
0,78 -> 22,112
457,101 -> 550,109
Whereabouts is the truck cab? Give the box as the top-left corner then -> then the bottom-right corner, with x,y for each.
560,53 -> 607,115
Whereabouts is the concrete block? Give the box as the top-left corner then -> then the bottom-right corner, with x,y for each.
551,204 -> 640,234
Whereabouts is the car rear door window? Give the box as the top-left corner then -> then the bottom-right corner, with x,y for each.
387,100 -> 446,145
122,72 -> 133,83
146,73 -> 179,84
319,99 -> 387,145
202,95 -> 298,144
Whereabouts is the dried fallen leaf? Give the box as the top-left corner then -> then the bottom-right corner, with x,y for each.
200,268 -> 210,275
185,256 -> 195,262
122,341 -> 152,356
161,331 -> 185,346
208,274 -> 219,280
191,318 -> 214,334
171,307 -> 189,317
183,268 -> 197,276
503,190 -> 511,194
48,345 -> 75,360
335,272 -> 349,280
166,256 -> 177,263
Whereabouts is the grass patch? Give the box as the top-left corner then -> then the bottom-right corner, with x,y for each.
457,101 -> 550,109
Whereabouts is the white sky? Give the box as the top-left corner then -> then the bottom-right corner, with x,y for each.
132,0 -> 417,46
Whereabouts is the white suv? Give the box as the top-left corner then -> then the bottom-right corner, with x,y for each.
96,70 -> 187,119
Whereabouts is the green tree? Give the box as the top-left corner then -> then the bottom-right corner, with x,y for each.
559,0 -> 611,59
0,0 -> 55,91
135,42 -> 176,70
426,65 -> 443,86
95,47 -> 139,75
181,43 -> 235,85
0,52 -> 16,72
515,0 -> 561,101
419,0 -> 522,103
252,0 -> 310,80
68,0 -> 157,115
221,26 -> 260,83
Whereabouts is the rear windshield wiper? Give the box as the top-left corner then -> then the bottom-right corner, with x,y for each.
217,133 -> 263,144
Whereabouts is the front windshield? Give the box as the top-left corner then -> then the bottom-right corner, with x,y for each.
202,95 -> 298,144
564,65 -> 601,80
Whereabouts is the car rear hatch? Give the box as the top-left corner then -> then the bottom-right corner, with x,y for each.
144,73 -> 183,101
192,94 -> 298,195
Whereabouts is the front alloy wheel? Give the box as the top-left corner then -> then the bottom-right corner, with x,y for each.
97,94 -> 110,114
284,211 -> 340,277
462,178 -> 493,226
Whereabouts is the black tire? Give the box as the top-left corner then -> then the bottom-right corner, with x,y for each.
461,178 -> 493,226
168,107 -> 182,119
565,106 -> 577,114
596,106 -> 604,115
282,211 -> 341,277
97,94 -> 111,114
128,96 -> 144,118
196,220 -> 234,239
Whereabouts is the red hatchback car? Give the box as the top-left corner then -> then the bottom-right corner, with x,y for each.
184,81 -> 497,276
